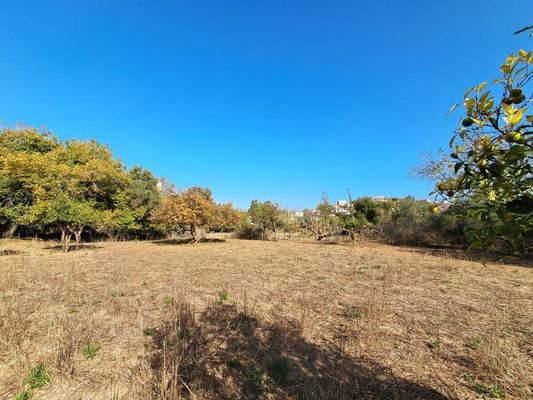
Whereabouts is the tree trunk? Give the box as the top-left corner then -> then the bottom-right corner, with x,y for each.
60,227 -> 72,252
190,225 -> 198,243
60,228 -> 66,250
5,224 -> 17,238
74,227 -> 84,244
66,234 -> 72,252
189,225 -> 206,243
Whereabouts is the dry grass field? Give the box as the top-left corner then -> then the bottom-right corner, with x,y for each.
0,238 -> 531,400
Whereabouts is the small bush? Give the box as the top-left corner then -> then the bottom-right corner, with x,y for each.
380,197 -> 467,246
234,222 -> 264,240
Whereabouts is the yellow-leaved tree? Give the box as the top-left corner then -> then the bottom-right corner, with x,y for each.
151,187 -> 217,243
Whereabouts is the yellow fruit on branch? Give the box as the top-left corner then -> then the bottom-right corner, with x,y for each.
505,132 -> 522,142
477,159 -> 488,169
428,204 -> 439,213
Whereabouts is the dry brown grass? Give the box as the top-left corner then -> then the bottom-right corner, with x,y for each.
0,238 -> 531,399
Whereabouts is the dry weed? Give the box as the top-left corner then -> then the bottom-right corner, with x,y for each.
0,238 -> 531,399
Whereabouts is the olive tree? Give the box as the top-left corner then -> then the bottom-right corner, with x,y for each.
303,194 -> 338,241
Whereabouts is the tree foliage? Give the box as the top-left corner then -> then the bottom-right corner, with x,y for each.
248,200 -> 286,239
0,126 -> 161,250
27,195 -> 100,251
433,50 -> 533,252
101,166 -> 162,239
211,203 -> 245,232
151,187 -> 241,242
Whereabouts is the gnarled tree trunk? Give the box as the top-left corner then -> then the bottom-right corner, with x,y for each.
190,224 -> 206,243
5,224 -> 17,238
60,227 -> 73,252
74,226 -> 85,244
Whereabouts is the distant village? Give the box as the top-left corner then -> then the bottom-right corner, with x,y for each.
288,195 -> 451,219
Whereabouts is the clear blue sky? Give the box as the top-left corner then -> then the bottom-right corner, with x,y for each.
1,1 -> 531,209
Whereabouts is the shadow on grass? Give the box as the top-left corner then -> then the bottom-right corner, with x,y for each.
153,237 -> 226,246
391,243 -> 532,268
304,236 -> 532,267
140,302 -> 448,400
300,239 -> 355,247
43,243 -> 105,252
0,249 -> 22,256
298,237 -> 531,266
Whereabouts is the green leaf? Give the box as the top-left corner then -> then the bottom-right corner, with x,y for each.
449,135 -> 457,147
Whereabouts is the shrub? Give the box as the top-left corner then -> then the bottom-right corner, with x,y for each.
234,222 -> 264,240
380,197 -> 467,247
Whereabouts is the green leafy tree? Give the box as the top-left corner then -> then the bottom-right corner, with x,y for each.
351,197 -> 383,224
248,200 -> 286,240
434,49 -> 533,252
55,139 -> 129,208
27,194 -> 101,251
101,191 -> 146,239
0,127 -> 59,236
0,126 -> 164,245
106,166 -> 162,238
337,212 -> 368,240
0,126 -> 58,154
125,166 -> 160,211
0,128 -> 132,249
